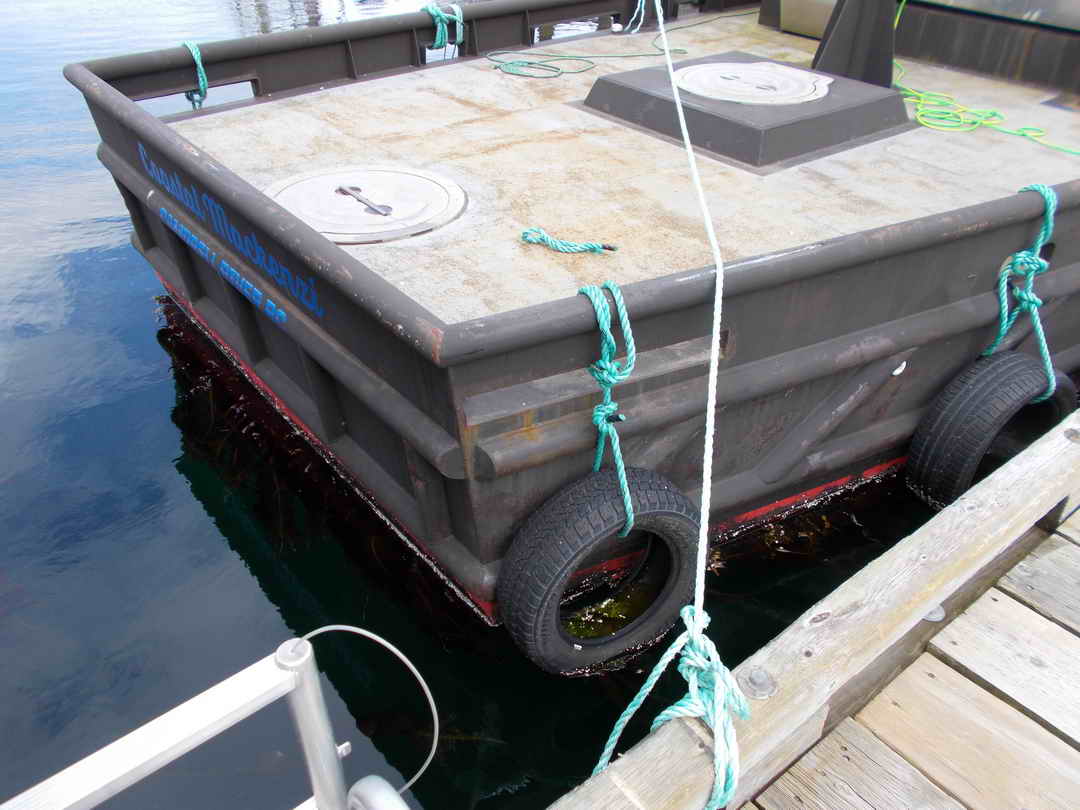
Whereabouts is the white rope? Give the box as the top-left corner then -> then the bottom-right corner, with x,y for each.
300,624 -> 438,794
651,2 -> 727,626
581,10 -> 746,806
650,11 -> 745,808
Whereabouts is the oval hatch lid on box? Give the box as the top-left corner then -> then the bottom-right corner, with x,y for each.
674,62 -> 833,105
264,166 -> 467,244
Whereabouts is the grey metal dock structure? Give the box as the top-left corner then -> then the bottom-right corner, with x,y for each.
552,410 -> 1080,808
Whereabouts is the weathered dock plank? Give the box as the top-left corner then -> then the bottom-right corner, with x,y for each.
858,653 -> 1080,810
553,719 -> 717,810
551,413 -> 1080,810
929,588 -> 1080,748
998,533 -> 1080,635
1054,507 -> 1080,547
755,718 -> 962,810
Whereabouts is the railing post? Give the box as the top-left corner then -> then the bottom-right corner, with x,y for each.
275,640 -> 349,810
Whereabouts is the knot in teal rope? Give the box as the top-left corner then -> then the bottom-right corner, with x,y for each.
654,608 -> 749,808
594,606 -> 748,809
1008,251 -> 1050,277
983,184 -> 1058,401
523,227 -> 616,255
182,41 -> 208,111
591,398 -> 623,428
424,3 -> 464,49
1011,284 -> 1044,310
579,282 -> 636,536
589,358 -> 631,391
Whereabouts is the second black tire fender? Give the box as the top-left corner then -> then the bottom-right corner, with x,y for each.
907,351 -> 1077,508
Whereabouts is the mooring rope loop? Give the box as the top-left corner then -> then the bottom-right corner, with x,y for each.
423,3 -> 464,49
594,607 -> 749,807
181,41 -> 208,111
522,227 -> 616,254
579,281 -> 636,536
983,184 -> 1058,401
590,1 -> 745,806
490,54 -> 599,78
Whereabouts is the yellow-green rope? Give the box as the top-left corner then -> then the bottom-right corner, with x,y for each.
892,63 -> 1080,156
891,1 -> 1078,156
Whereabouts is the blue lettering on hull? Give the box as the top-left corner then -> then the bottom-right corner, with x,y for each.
159,206 -> 288,326
139,142 -> 324,319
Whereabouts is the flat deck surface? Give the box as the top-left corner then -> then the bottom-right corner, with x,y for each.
173,11 -> 1080,323
751,516 -> 1080,810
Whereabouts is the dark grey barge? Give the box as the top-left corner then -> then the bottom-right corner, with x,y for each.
66,0 -> 1080,672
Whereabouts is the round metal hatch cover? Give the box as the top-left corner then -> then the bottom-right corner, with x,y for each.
264,166 -> 467,244
674,62 -> 833,105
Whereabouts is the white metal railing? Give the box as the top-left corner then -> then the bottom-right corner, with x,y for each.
2,639 -> 354,810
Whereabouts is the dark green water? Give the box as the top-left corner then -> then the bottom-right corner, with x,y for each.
0,3 -> 934,808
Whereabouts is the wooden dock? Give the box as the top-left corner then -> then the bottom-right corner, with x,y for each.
552,412 -> 1080,810
754,517 -> 1080,810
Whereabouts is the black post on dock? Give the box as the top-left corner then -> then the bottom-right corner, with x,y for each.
757,0 -> 781,29
812,0 -> 896,88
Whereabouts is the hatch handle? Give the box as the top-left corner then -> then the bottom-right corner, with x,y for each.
336,186 -> 392,217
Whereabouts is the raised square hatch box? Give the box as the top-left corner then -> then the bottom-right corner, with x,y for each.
584,51 -> 911,169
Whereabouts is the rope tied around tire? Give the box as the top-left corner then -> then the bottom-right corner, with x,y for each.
982,184 -> 1058,401
181,41 -> 208,111
579,281 -> 636,536
423,3 -> 464,49
594,606 -> 749,808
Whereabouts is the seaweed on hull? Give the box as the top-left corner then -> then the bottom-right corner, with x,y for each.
154,297 -> 669,806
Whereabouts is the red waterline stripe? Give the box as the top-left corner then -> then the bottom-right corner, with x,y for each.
723,456 -> 906,527
572,550 -> 645,580
859,457 -> 906,479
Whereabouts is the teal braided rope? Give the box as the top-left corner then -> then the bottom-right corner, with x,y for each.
594,606 -> 749,808
522,227 -> 616,254
181,41 -> 208,111
579,282 -> 636,536
490,54 -> 598,79
982,184 -> 1058,401
424,3 -> 464,49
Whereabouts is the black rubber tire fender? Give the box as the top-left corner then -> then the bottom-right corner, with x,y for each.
497,467 -> 698,675
906,351 -> 1077,509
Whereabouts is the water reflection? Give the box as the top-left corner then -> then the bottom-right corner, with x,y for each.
233,0 -> 335,33
228,0 -> 502,32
